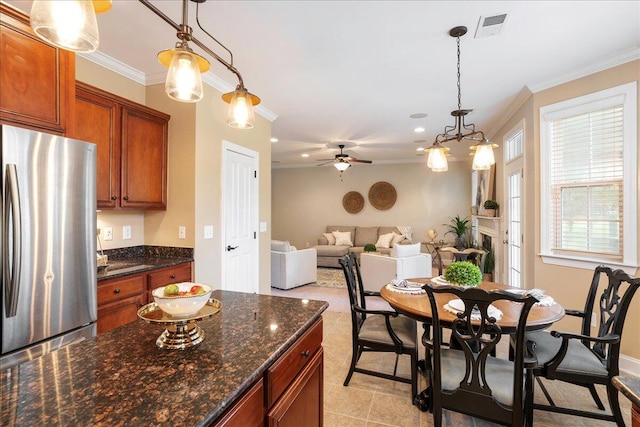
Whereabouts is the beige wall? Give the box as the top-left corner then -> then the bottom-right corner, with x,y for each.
491,60 -> 640,365
272,160 -> 473,250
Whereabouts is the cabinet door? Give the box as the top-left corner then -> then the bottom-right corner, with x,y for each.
146,263 -> 193,303
121,105 -> 168,210
267,349 -> 323,427
97,274 -> 145,333
74,83 -> 120,209
0,3 -> 74,134
97,295 -> 144,334
212,379 -> 265,427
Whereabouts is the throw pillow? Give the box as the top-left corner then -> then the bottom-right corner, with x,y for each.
391,242 -> 421,258
375,232 -> 395,249
271,240 -> 291,252
322,232 -> 336,245
391,233 -> 406,245
333,231 -> 353,247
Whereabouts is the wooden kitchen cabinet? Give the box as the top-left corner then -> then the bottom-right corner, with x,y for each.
146,262 -> 193,303
97,274 -> 146,334
73,82 -> 169,210
0,3 -> 74,135
213,379 -> 265,427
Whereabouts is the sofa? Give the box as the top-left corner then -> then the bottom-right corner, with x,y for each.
313,225 -> 412,268
271,240 -> 317,289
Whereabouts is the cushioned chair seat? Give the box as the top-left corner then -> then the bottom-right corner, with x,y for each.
440,349 -> 516,406
525,330 -> 608,376
359,314 -> 416,347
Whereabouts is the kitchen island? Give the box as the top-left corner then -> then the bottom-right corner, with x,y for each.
1,290 -> 328,426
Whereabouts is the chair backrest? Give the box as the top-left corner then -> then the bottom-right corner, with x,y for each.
583,266 -> 640,372
339,253 -> 368,328
422,283 -> 538,423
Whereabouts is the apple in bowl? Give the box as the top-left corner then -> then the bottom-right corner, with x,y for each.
152,283 -> 213,318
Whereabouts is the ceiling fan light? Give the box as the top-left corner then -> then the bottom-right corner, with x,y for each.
164,48 -> 205,103
30,0 -> 99,53
223,87 -> 260,129
334,161 -> 351,172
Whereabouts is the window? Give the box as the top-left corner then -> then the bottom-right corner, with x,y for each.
540,82 -> 637,273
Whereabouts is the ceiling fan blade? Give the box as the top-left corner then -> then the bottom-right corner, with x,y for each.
349,158 -> 372,164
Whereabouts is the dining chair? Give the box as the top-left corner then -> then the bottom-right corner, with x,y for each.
338,253 -> 419,402
422,283 -> 539,426
520,265 -> 640,426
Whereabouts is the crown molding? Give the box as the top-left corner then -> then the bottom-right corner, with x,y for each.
80,51 -> 278,122
486,86 -> 533,139
528,47 -> 640,94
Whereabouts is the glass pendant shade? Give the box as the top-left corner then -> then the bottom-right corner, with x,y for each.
223,88 -> 260,129
164,50 -> 205,103
334,161 -> 350,172
30,0 -> 99,53
426,145 -> 450,172
471,140 -> 498,170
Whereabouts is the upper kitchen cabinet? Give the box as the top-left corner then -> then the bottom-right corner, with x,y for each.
74,82 -> 169,210
0,3 -> 74,135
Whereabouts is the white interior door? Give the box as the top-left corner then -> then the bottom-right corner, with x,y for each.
222,142 -> 259,293
503,123 -> 525,288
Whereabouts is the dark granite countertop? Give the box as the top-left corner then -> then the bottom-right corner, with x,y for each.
0,290 -> 328,427
613,376 -> 640,408
97,256 -> 193,281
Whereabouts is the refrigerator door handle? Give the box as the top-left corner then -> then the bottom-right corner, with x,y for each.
4,164 -> 22,317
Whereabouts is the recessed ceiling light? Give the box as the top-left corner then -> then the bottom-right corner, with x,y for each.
270,137 -> 278,143
410,113 -> 428,119
414,127 -> 425,133
301,153 -> 309,158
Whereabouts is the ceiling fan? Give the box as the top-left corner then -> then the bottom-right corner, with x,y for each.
316,144 -> 372,171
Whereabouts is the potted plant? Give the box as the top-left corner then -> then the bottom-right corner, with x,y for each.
483,200 -> 499,217
364,243 -> 377,253
483,246 -> 495,282
444,261 -> 483,287
444,215 -> 470,249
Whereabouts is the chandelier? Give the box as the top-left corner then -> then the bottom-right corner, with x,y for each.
425,26 -> 498,172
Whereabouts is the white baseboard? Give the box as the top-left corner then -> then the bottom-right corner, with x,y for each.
620,354 -> 640,378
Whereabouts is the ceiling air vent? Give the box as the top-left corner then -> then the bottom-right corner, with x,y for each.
474,13 -> 508,38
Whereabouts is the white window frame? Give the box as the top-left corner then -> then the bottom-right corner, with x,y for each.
539,82 -> 638,275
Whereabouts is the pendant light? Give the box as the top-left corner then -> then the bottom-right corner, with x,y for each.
427,26 -> 498,172
334,160 -> 351,172
29,0 -> 112,53
141,0 -> 260,128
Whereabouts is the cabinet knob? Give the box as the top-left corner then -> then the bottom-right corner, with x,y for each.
123,196 -> 129,201
170,274 -> 176,279
114,288 -> 121,294
111,196 -> 117,200
301,350 -> 310,358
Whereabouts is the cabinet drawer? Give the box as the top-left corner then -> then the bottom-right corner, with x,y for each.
148,263 -> 192,289
98,275 -> 145,306
267,318 -> 322,407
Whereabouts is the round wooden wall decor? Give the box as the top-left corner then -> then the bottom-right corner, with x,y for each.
368,181 -> 397,210
342,191 -> 365,214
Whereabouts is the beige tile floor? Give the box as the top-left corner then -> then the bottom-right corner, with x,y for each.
273,284 -> 635,426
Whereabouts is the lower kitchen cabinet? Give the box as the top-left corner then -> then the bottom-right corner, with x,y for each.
97,275 -> 145,334
97,262 -> 192,333
211,318 -> 323,427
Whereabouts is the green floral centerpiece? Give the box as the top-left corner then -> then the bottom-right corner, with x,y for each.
444,261 -> 483,287
364,243 -> 377,253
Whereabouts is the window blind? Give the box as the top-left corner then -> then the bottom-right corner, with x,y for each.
548,105 -> 623,258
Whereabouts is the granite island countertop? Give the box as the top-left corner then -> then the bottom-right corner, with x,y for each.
0,290 -> 328,426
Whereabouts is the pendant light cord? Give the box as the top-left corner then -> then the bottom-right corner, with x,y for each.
456,34 -> 462,111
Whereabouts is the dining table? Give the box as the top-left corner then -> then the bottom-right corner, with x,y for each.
380,278 -> 565,411
380,278 -> 565,333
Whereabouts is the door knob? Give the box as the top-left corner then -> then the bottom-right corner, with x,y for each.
226,245 -> 238,251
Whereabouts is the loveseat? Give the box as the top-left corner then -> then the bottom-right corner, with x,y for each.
313,225 -> 412,268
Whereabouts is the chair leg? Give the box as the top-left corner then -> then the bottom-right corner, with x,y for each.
343,344 -> 361,386
524,369 -> 534,427
410,351 -> 418,400
536,377 -> 556,406
607,383 -> 625,426
587,383 -> 605,410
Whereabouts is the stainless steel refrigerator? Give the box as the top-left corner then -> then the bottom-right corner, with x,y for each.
1,124 -> 97,369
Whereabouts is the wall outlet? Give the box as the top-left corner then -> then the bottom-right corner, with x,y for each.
104,227 -> 113,241
178,226 -> 186,239
123,225 -> 131,240
204,225 -> 214,239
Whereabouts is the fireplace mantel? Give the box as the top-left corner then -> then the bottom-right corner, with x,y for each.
474,216 -> 500,238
